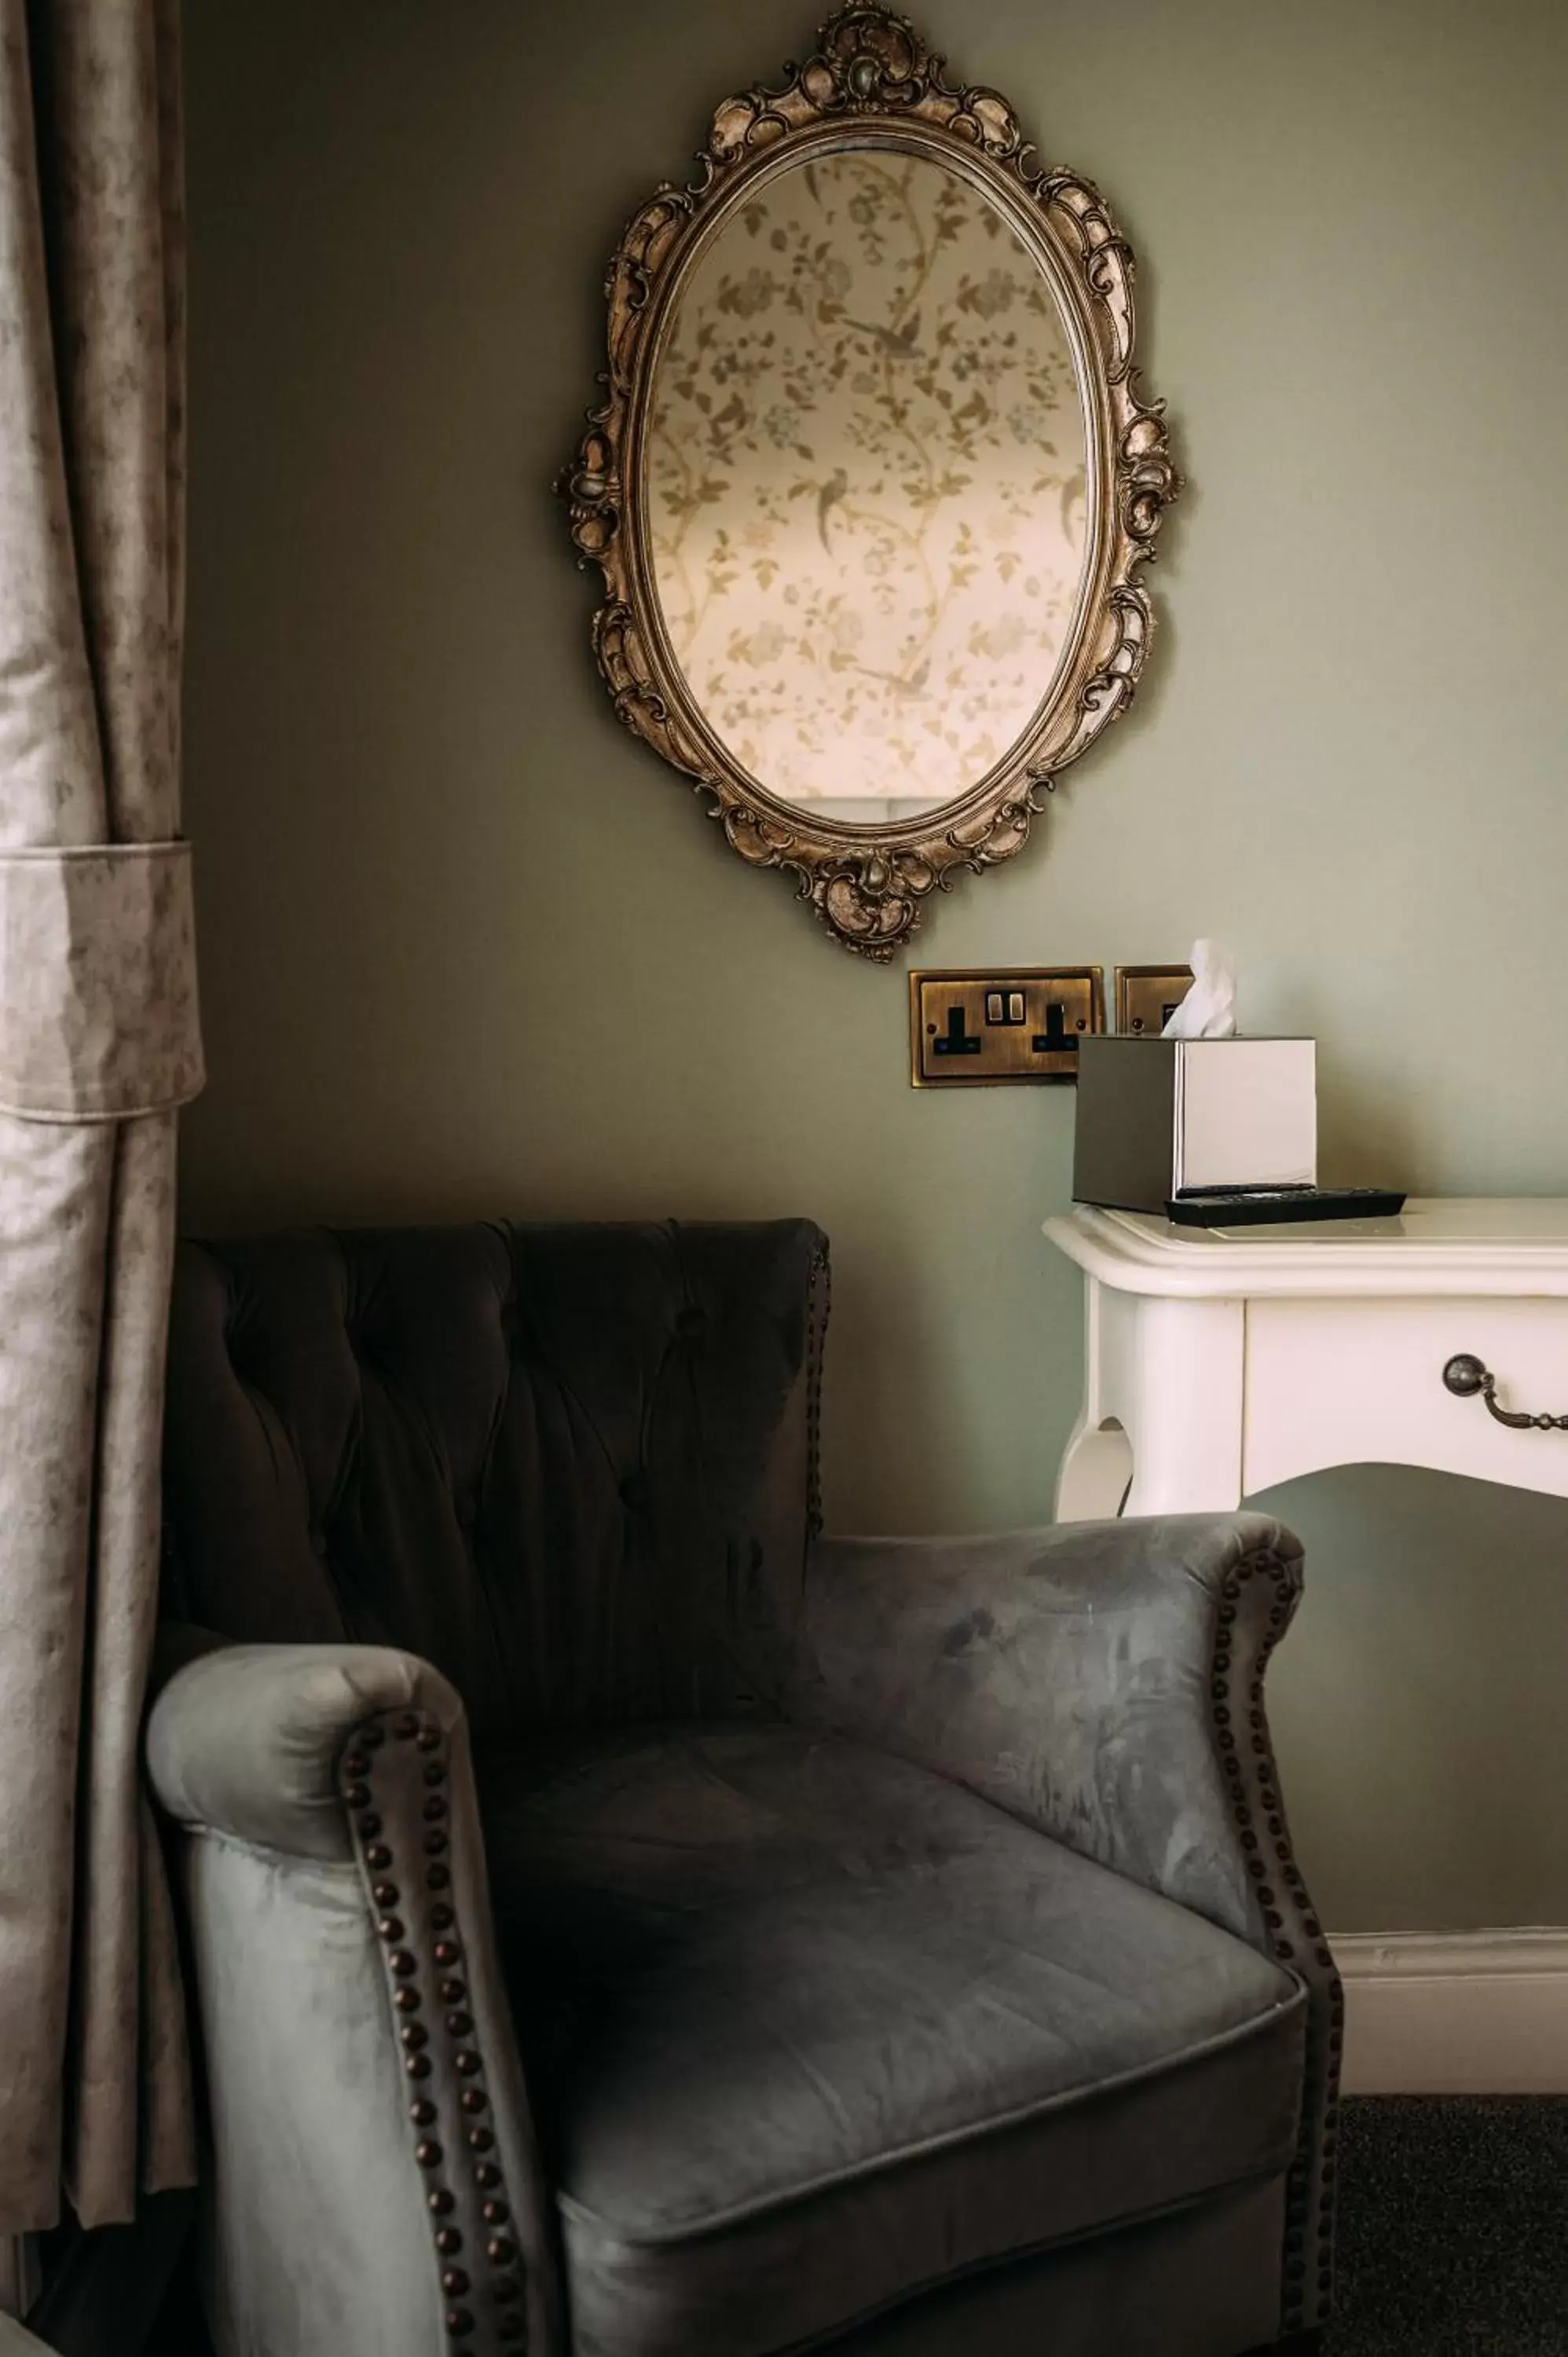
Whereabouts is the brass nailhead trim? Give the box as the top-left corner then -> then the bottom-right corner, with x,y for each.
343,1712 -> 529,2352
1210,1552 -> 1339,2334
805,1241 -> 830,1541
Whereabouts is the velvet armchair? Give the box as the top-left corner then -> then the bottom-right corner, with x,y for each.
146,1219 -> 1339,2357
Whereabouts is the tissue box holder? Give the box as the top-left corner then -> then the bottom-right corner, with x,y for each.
1074,1036 -> 1317,1214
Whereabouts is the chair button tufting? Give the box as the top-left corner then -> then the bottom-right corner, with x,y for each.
619,1470 -> 650,1514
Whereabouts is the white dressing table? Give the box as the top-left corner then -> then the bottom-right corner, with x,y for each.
1046,1198 -> 1568,1519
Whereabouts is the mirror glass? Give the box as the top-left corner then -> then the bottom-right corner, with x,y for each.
645,150 -> 1092,824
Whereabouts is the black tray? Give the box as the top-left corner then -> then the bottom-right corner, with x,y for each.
1165,1187 -> 1407,1228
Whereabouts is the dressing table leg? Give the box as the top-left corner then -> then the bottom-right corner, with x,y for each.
1055,1281 -> 1247,1521
1121,1295 -> 1245,1516
1055,1417 -> 1135,1520
1056,1275 -> 1135,1521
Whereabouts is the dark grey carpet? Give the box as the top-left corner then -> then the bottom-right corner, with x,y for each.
1329,2097 -> 1568,2355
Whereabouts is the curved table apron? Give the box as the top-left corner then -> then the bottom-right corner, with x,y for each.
1045,1199 -> 1568,1519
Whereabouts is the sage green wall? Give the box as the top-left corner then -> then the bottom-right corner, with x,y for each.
179,0 -> 1568,1934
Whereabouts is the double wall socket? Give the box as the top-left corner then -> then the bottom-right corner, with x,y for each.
909,967 -> 1104,1087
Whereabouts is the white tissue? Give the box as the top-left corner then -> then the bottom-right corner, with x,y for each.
1161,939 -> 1237,1039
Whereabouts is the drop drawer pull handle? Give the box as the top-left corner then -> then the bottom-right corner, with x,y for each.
1442,1354 -> 1568,1431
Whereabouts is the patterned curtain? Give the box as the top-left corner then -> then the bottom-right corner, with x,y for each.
0,0 -> 200,2245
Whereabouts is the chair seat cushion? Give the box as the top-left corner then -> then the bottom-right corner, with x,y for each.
480,1722 -> 1305,2357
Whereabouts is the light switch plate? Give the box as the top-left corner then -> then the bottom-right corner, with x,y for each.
1114,964 -> 1194,1037
909,967 -> 1104,1087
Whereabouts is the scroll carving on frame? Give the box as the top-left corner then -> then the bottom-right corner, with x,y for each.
561,4 -> 1181,959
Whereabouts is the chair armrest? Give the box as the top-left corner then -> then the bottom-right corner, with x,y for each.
0,2319 -> 53,2355
147,1643 -> 560,2357
793,1514 -> 1312,1953
147,1640 -> 452,1860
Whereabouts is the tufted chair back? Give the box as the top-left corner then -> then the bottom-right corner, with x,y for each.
161,1220 -> 828,1736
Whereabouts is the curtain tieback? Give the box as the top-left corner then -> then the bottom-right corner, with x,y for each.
0,841 -> 204,1120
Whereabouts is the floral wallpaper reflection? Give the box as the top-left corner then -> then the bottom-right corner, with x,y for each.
647,152 -> 1088,813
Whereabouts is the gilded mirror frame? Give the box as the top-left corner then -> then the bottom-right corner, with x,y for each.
561,3 -> 1181,959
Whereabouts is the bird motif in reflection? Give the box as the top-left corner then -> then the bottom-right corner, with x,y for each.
850,656 -> 931,700
842,309 -> 924,359
816,467 -> 850,549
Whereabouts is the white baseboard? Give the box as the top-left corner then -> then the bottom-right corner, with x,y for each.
1334,1928 -> 1568,2094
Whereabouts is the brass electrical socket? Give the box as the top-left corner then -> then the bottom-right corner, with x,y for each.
1114,964 -> 1194,1037
909,967 -> 1104,1088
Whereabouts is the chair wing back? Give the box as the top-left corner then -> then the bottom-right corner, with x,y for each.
163,1219 -> 828,1736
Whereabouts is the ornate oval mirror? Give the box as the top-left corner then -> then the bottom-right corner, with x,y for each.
562,5 -> 1180,958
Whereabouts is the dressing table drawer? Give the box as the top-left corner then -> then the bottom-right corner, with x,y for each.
1244,1297 -> 1568,1500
